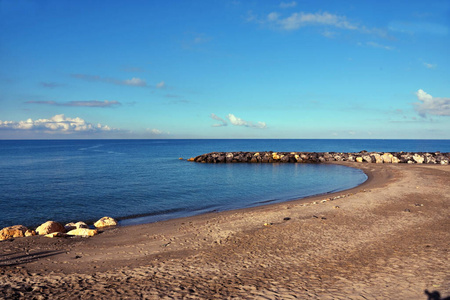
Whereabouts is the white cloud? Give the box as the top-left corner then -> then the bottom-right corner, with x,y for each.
156,81 -> 166,88
0,114 -> 113,133
227,114 -> 247,126
123,77 -> 146,86
226,114 -> 267,129
280,1 -> 297,8
414,89 -> 450,117
150,129 -> 162,134
423,62 -> 437,69
210,113 -> 228,127
146,128 -> 169,135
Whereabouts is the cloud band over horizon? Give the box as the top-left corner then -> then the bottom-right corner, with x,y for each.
0,114 -> 114,133
26,100 -> 121,108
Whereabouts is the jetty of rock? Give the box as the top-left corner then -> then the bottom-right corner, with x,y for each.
190,151 -> 450,164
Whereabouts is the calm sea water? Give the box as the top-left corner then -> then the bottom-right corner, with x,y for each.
0,139 -> 449,228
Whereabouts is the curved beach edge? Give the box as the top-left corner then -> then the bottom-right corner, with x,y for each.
1,163 -> 449,299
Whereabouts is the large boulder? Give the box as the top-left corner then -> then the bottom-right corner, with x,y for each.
94,217 -> 118,228
382,153 -> 393,163
36,221 -> 65,235
413,154 -> 424,164
0,225 -> 29,240
363,155 -> 373,163
372,153 -> 383,163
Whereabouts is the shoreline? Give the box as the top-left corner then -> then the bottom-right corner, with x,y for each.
1,162 -> 449,299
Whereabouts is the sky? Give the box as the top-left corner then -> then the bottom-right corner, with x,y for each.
0,0 -> 449,139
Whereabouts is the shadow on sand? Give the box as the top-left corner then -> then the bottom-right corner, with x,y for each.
0,250 -> 64,267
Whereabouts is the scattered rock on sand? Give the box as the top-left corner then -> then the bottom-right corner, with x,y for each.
36,221 -> 66,235
0,225 -> 29,241
45,232 -> 67,238
67,228 -> 98,237
25,229 -> 36,237
64,221 -> 88,232
94,217 -> 118,228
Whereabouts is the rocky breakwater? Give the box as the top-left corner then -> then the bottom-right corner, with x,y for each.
190,151 -> 450,164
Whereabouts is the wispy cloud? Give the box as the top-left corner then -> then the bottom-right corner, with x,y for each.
26,100 -> 121,108
40,82 -> 65,89
365,41 -> 394,50
121,66 -> 145,72
423,62 -> 437,69
71,74 -> 147,87
210,113 -> 228,127
0,114 -> 114,133
226,114 -> 267,129
164,94 -> 181,98
266,11 -> 358,31
414,89 -> 450,117
280,1 -> 297,9
156,81 -> 166,89
249,10 -> 388,39
389,21 -> 448,36
182,32 -> 212,50
123,77 -> 146,86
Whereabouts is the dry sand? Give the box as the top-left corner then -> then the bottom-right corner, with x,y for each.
1,162 -> 449,299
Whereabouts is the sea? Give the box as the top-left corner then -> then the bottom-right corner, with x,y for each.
1,139 -> 449,229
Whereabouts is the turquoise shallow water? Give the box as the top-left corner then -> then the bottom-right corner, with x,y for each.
0,139 -> 448,228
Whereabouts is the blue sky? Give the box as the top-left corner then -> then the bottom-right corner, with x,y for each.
1,0 -> 449,139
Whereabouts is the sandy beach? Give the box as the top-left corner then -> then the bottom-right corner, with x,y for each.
1,162 -> 449,299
